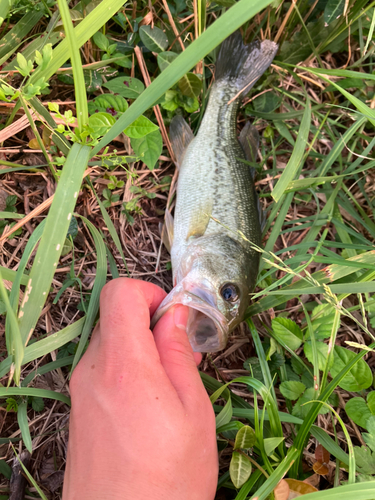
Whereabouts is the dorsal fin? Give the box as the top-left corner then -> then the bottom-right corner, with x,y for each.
239,122 -> 259,167
160,208 -> 174,253
169,115 -> 194,168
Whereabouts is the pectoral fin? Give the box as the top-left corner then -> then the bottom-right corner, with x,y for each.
169,115 -> 194,168
239,122 -> 259,174
186,200 -> 213,241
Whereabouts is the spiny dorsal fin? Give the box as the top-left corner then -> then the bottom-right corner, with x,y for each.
160,208 -> 174,253
239,122 -> 259,167
169,115 -> 194,168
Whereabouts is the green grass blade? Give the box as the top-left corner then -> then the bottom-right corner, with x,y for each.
0,269 -> 23,385
0,11 -> 43,59
307,69 -> 375,126
234,470 -> 262,500
91,0 -> 274,156
71,215 -> 107,372
0,387 -> 70,406
297,482 -> 375,500
251,447 -> 299,500
11,445 -> 48,500
22,356 -> 74,387
0,266 -> 29,286
88,178 -> 129,273
0,318 -> 84,378
17,401 -> 32,453
56,0 -> 88,131
17,143 -> 90,345
271,100 -> 311,203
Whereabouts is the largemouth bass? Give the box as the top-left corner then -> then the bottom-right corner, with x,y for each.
152,31 -> 278,352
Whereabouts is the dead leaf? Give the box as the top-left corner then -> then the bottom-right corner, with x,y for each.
285,478 -> 319,498
315,444 -> 330,464
28,138 -> 40,149
274,479 -> 290,500
313,461 -> 329,475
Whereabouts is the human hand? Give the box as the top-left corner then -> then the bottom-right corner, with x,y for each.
63,278 -> 218,500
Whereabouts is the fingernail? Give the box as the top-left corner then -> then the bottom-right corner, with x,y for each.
173,305 -> 188,330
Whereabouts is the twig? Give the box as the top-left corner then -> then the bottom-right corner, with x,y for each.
161,0 -> 185,51
134,46 -> 176,163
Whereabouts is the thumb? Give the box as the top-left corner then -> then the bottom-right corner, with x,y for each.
153,305 -> 204,408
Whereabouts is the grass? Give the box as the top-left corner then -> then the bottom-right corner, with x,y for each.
0,0 -> 375,498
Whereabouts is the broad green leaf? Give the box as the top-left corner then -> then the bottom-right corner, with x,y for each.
252,92 -> 281,113
131,129 -> 162,170
363,416 -> 375,452
157,51 -> 178,72
93,31 -> 109,51
330,346 -> 372,392
309,304 -> 336,340
88,94 -> 128,115
17,401 -> 32,453
279,381 -> 306,400
103,76 -> 145,99
88,111 -> 116,138
178,72 -> 203,98
324,0 -> 345,24
272,317 -> 303,351
230,451 -> 252,489
345,397 -> 373,430
234,425 -> 256,450
139,25 -> 169,53
355,446 -> 375,475
367,392 -> 375,415
31,396 -> 44,412
124,115 -> 159,139
304,341 -> 331,372
264,437 -> 285,457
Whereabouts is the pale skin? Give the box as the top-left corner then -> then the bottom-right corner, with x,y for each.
62,278 -> 218,500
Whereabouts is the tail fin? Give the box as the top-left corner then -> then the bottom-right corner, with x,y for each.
216,31 -> 278,96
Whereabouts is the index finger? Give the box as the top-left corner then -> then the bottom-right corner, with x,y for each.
99,278 -> 166,360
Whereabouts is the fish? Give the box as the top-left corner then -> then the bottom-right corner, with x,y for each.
151,31 -> 278,353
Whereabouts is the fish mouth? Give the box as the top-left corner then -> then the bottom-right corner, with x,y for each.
151,281 -> 228,353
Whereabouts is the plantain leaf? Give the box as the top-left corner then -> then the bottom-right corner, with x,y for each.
157,51 -> 178,72
324,0 -> 346,25
234,425 -> 256,450
178,72 -> 202,98
230,451 -> 252,489
139,25 -> 169,53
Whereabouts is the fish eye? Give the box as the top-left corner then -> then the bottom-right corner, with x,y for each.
220,283 -> 239,302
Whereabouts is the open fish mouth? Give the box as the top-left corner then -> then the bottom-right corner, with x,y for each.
150,281 -> 228,353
